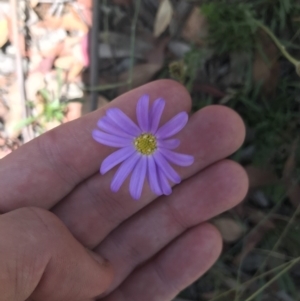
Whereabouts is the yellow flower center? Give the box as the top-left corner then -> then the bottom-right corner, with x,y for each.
134,133 -> 157,155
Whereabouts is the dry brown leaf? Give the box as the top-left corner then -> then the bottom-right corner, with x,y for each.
33,2 -> 51,19
182,7 -> 208,45
54,55 -> 74,70
41,9 -> 89,32
80,7 -> 92,26
234,210 -> 275,265
201,293 -> 218,301
283,138 -> 298,180
120,64 -> 162,90
212,217 -> 244,243
0,137 -> 5,147
38,17 -> 62,30
64,102 -> 82,122
253,30 -> 279,97
282,138 -> 300,208
30,0 -> 39,8
43,70 -> 67,99
0,148 -> 12,159
0,18 -> 8,48
154,0 -> 173,37
234,217 -> 275,265
77,0 -> 92,8
0,75 -> 7,89
25,72 -> 45,101
68,62 -> 84,82
147,37 -> 169,64
72,43 -> 86,66
288,185 -> 300,208
5,83 -> 24,139
247,208 -> 275,227
64,36 -> 82,50
245,165 -> 279,188
40,42 -> 64,59
62,10 -> 89,33
193,84 -> 226,98
28,50 -> 43,72
81,34 -> 89,66
7,18 -> 26,56
44,120 -> 61,131
118,38 -> 168,94
0,98 -> 8,118
35,56 -> 55,73
35,93 -> 45,117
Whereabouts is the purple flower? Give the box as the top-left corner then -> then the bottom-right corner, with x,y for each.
92,94 -> 194,200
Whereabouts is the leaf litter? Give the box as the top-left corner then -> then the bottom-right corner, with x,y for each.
1,0 -> 300,300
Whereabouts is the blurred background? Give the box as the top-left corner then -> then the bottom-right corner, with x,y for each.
0,0 -> 300,300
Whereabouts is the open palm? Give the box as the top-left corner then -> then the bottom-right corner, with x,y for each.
0,80 -> 248,301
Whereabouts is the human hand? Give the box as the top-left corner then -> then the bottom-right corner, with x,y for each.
0,80 -> 248,301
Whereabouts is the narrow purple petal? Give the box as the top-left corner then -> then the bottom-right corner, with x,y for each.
97,116 -> 134,138
158,167 -> 172,195
147,156 -> 162,196
92,130 -> 133,148
150,98 -> 165,133
156,112 -> 188,139
130,156 -> 147,200
153,151 -> 181,184
100,146 -> 135,175
111,153 -> 140,192
106,108 -> 141,136
160,148 -> 194,167
137,94 -> 150,132
157,139 -> 180,150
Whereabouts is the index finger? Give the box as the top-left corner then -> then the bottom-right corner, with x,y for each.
0,80 -> 191,212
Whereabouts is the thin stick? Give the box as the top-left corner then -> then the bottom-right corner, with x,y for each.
85,81 -> 130,92
256,20 -> 300,67
233,192 -> 288,300
90,0 -> 100,111
244,257 -> 300,301
10,0 -> 34,142
209,257 -> 300,301
128,0 -> 141,90
38,0 -> 73,3
255,202 -> 300,276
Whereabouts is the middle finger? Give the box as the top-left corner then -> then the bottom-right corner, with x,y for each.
95,159 -> 248,294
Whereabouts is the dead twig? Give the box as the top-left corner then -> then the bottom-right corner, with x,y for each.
90,0 -> 100,111
10,0 -> 34,142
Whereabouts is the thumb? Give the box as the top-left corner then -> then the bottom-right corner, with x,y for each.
0,207 -> 113,301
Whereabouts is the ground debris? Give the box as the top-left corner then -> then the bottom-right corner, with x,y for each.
0,0 -> 91,147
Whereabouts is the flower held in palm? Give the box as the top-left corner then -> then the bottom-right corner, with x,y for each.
92,95 -> 194,200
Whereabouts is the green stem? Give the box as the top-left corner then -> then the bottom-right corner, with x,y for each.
230,191 -> 286,301
244,257 -> 300,301
255,201 -> 300,277
128,0 -> 141,90
256,20 -> 300,66
84,81 -> 130,92
209,257 -> 300,301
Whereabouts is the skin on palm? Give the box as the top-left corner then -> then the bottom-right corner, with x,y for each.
0,80 -> 248,301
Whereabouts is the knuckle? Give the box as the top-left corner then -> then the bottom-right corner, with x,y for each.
36,131 -> 80,186
3,207 -> 62,246
0,207 -> 56,299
